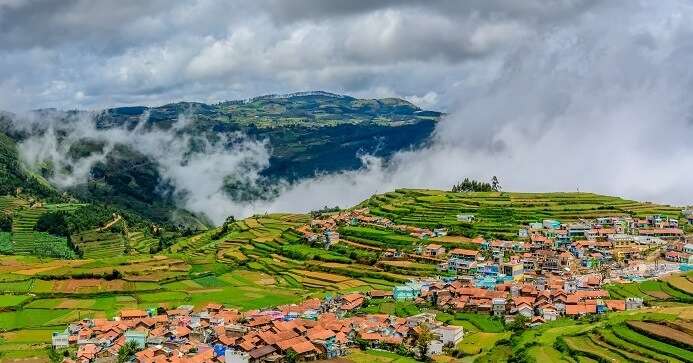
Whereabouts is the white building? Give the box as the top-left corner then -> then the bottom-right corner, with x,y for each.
433,326 -> 464,346
518,228 -> 528,238
225,350 -> 250,363
456,214 -> 475,223
428,340 -> 444,355
52,331 -> 69,348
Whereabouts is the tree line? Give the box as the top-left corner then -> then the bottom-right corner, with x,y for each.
451,176 -> 501,193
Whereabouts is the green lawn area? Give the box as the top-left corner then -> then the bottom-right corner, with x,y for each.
453,312 -> 505,333
0,309 -> 74,330
527,345 -> 570,362
346,349 -> 418,363
136,291 -> 189,304
0,328 -> 53,344
359,299 -> 420,317
456,331 -> 511,356
0,294 -> 30,309
436,312 -> 479,333
163,279 -> 204,291
192,275 -> 230,288
187,285 -> 303,310
0,280 -> 33,293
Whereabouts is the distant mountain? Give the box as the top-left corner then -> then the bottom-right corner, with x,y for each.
0,92 -> 442,226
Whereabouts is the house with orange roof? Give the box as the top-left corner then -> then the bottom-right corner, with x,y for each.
448,248 -> 479,260
119,309 -> 148,320
423,244 -> 446,257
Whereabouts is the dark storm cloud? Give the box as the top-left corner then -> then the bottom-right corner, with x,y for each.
0,0 -> 173,51
0,0 -> 602,111
261,0 -> 599,24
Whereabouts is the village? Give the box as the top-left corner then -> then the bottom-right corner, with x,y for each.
300,208 -> 691,280
49,207 -> 693,363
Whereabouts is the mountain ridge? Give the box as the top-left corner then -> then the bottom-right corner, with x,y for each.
0,92 -> 442,227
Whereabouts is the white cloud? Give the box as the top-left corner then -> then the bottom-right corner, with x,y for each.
2,0 -> 693,223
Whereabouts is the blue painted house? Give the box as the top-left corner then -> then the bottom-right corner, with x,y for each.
393,283 -> 421,300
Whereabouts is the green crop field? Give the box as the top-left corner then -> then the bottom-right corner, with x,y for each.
361,189 -> 683,239
0,294 -> 30,309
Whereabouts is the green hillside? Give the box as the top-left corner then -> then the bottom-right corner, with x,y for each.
361,189 -> 684,239
1,93 -> 441,226
0,188 -> 690,361
0,127 -> 60,200
0,195 -> 171,260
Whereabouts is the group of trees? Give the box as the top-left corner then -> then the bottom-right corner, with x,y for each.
0,212 -> 11,232
211,215 -> 236,240
451,176 -> 501,193
35,206 -> 125,237
310,205 -> 340,217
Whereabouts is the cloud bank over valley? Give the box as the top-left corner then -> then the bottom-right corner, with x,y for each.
2,0 -> 693,222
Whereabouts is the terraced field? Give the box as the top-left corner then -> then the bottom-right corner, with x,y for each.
8,204 -> 82,258
556,318 -> 693,362
605,275 -> 693,303
72,231 -> 125,259
0,196 -> 28,214
127,230 -> 159,253
362,189 -> 684,239
11,206 -> 48,253
168,213 -> 419,292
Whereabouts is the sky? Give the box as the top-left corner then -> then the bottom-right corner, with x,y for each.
0,0 -> 602,111
2,0 -> 693,221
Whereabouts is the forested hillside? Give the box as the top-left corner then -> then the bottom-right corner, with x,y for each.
0,92 -> 441,226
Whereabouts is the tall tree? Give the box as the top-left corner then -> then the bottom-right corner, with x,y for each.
117,340 -> 141,363
491,176 -> 501,191
416,324 -> 436,359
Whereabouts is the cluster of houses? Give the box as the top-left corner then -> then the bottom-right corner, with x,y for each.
52,269 -> 647,363
301,208 -> 689,273
52,295 -> 464,363
411,215 -> 690,283
296,208 -> 448,248
388,275 -> 643,326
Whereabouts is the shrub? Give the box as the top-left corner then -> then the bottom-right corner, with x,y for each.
0,213 -> 11,232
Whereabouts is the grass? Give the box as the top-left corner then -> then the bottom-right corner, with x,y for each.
137,291 -> 188,304
455,331 -> 511,356
359,299 -> 420,317
453,312 -> 506,333
0,294 -> 30,309
347,349 -> 418,363
0,309 -> 74,330
526,345 -> 570,363
187,285 -> 303,310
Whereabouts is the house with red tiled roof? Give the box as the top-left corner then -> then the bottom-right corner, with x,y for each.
119,309 -> 148,320
424,244 -> 446,257
604,300 -> 625,311
339,293 -> 365,311
449,248 -> 479,260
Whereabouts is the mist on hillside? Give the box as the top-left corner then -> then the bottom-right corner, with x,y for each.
6,1 -> 693,224
7,111 -> 270,224
250,0 -> 693,213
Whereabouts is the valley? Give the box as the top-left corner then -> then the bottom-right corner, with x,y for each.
0,189 -> 690,362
